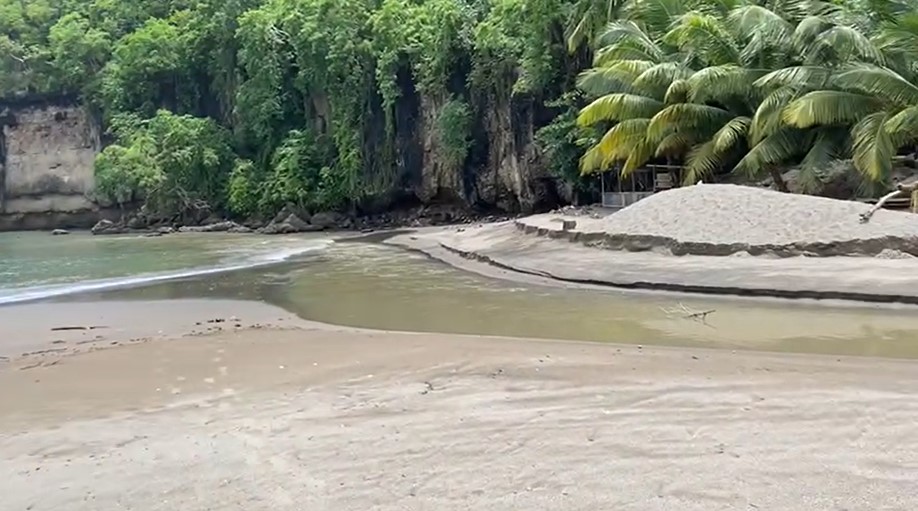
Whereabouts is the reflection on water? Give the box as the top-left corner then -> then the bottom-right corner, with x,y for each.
58,241 -> 918,359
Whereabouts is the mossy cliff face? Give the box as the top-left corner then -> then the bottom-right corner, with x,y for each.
385,89 -> 559,215
0,91 -> 562,231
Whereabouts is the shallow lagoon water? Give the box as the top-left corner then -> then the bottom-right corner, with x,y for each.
3,231 -> 918,357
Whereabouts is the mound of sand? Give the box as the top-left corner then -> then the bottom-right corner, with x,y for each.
594,184 -> 918,256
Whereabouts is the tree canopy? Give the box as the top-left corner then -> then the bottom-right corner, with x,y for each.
576,0 -> 918,191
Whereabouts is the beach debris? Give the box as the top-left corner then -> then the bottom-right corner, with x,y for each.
50,325 -> 107,331
661,303 -> 716,326
860,179 -> 918,223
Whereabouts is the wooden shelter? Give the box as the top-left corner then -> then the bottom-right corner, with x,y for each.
600,164 -> 682,210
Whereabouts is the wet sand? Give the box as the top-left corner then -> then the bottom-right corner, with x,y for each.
2,309 -> 918,510
0,299 -> 305,360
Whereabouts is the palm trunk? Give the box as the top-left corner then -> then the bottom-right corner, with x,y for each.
769,167 -> 789,192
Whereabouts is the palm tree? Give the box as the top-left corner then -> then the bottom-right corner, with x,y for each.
576,1 -> 758,184
779,2 -> 918,186
575,0 -> 892,190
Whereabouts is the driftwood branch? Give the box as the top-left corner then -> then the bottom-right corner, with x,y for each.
685,309 -> 716,322
660,303 -> 716,327
860,180 -> 918,223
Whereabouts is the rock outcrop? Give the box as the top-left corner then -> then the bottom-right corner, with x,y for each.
259,214 -> 322,234
0,96 -> 108,230
91,219 -> 127,235
178,221 -> 242,233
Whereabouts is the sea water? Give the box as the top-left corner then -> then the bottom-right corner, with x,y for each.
4,231 -> 918,358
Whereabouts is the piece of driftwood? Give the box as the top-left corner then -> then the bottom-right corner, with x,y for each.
860,180 -> 918,223
50,325 -> 108,331
660,303 -> 716,327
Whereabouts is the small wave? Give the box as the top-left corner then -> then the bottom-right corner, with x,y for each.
0,240 -> 332,306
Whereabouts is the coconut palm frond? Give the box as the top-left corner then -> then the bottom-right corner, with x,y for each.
852,111 -> 894,183
800,126 -> 848,173
712,116 -> 751,153
595,118 -> 654,160
595,20 -> 665,61
646,103 -> 734,143
683,140 -> 727,184
664,79 -> 690,104
729,4 -> 794,42
576,60 -> 656,96
664,11 -> 741,66
782,90 -> 882,128
580,144 -> 607,174
885,105 -> 918,146
833,64 -> 918,108
687,65 -> 765,103
750,85 -> 797,143
754,65 -> 832,90
733,127 -> 807,178
631,62 -> 693,100
577,93 -> 665,126
621,137 -> 658,176
655,130 -> 695,158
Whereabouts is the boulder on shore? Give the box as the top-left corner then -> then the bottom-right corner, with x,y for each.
310,211 -> 349,230
273,205 -> 311,225
258,214 -> 321,234
90,219 -> 128,235
178,221 -> 241,233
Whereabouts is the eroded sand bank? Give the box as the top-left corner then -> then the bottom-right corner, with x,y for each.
390,223 -> 918,303
2,304 -> 918,510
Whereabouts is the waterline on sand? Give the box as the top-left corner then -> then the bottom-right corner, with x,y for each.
0,240 -> 332,305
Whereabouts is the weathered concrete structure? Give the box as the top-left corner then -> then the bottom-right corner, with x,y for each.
0,97 -> 104,230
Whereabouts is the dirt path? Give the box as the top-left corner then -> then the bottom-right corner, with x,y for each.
2,325 -> 917,510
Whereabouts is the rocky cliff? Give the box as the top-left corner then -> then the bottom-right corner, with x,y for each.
0,96 -> 106,230
0,91 -> 564,232
377,82 -> 565,216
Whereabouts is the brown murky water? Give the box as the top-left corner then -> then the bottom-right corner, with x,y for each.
48,237 -> 918,359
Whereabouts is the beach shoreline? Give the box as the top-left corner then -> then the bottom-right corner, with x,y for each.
2,311 -> 918,510
4,222 -> 918,509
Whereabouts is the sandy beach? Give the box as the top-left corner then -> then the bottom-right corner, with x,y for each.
2,299 -> 918,510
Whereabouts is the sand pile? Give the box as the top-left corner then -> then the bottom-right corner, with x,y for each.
592,184 -> 918,256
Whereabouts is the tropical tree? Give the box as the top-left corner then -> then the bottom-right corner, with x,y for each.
779,1 -> 918,186
575,0 -> 897,190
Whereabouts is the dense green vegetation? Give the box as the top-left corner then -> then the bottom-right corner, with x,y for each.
577,0 -> 918,192
2,0 -> 917,218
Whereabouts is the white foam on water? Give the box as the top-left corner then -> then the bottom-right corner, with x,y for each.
0,239 -> 333,305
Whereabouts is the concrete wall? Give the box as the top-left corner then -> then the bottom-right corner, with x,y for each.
0,98 -> 102,230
